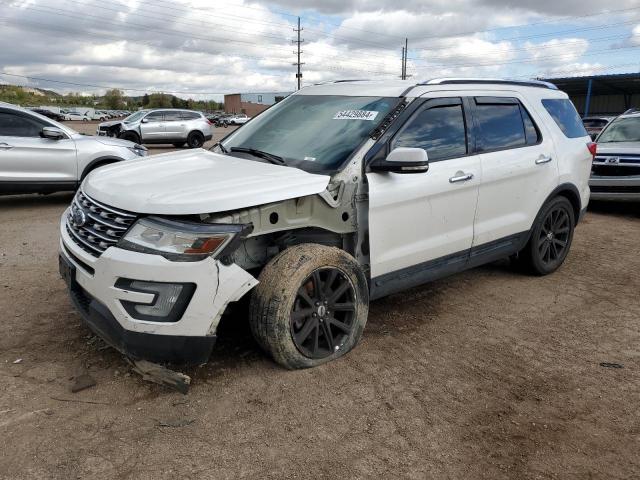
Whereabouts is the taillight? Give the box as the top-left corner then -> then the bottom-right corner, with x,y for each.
587,142 -> 597,158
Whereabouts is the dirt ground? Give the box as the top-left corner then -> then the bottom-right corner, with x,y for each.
1,140 -> 639,478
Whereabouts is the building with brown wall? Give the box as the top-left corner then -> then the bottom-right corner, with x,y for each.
224,92 -> 292,117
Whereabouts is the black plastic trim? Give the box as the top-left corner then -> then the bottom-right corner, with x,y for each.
0,180 -> 77,195
115,278 -> 196,323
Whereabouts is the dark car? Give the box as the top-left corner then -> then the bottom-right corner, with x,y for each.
30,108 -> 66,122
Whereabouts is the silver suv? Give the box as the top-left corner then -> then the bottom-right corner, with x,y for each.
0,102 -> 146,195
591,109 -> 640,201
97,109 -> 213,149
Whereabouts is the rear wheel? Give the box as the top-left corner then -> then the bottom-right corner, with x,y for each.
518,196 -> 575,275
187,131 -> 205,148
249,244 -> 369,369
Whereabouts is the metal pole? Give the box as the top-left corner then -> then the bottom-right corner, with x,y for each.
583,78 -> 592,118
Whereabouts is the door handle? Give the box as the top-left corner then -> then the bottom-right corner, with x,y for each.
449,172 -> 474,183
535,155 -> 552,165
0,142 -> 13,150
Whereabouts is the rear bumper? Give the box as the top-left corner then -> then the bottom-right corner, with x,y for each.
589,175 -> 640,201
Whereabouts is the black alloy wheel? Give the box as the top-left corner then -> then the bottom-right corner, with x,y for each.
290,268 -> 356,359
537,205 -> 571,267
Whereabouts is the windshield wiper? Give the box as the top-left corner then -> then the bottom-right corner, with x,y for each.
229,147 -> 286,165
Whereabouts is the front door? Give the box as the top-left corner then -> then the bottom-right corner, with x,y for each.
0,109 -> 77,188
140,111 -> 166,142
366,97 -> 481,294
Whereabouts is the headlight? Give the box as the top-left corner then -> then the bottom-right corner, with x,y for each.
118,217 -> 250,262
127,144 -> 147,157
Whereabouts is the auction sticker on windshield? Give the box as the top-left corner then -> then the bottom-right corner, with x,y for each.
333,110 -> 379,121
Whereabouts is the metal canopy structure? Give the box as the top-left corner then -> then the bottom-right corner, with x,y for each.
541,73 -> 640,117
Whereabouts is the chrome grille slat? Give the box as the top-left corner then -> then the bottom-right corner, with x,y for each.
66,191 -> 137,257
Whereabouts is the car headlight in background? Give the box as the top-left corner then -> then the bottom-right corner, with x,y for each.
118,217 -> 251,262
127,144 -> 147,157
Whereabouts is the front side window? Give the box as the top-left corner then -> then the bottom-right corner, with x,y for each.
542,99 -> 588,138
144,111 -> 164,122
222,95 -> 399,173
124,110 -> 148,124
0,112 -> 45,137
597,116 -> 640,143
392,104 -> 467,161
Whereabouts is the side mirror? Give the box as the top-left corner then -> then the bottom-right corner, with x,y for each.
141,118 -> 149,123
40,127 -> 65,140
370,147 -> 429,174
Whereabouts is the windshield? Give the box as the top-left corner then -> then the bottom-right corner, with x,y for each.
222,95 -> 399,172
124,110 -> 148,124
598,116 -> 640,143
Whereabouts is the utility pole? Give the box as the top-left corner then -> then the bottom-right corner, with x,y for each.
292,17 -> 304,90
403,38 -> 408,80
401,46 -> 405,80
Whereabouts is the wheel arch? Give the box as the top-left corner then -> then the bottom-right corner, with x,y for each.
546,182 -> 581,223
80,156 -> 126,181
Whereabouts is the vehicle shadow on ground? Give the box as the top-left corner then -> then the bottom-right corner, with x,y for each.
0,192 -> 74,210
588,200 -> 640,219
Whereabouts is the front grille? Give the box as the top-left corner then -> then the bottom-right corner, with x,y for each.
593,154 -> 640,177
591,185 -> 640,194
66,191 -> 137,257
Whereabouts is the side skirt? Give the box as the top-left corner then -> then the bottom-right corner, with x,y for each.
0,180 -> 77,195
369,231 -> 529,300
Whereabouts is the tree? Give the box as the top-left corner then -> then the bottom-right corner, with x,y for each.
142,93 -> 149,106
147,93 -> 172,108
103,89 -> 125,109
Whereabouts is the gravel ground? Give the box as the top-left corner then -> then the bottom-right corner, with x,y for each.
0,134 -> 639,479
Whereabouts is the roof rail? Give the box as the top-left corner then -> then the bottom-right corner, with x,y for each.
419,78 -> 559,90
623,108 -> 640,115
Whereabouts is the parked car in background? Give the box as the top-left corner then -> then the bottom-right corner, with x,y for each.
590,109 -> 640,201
0,102 -> 146,194
228,113 -> 250,125
64,110 -> 91,121
583,116 -> 613,140
91,110 -> 110,121
97,108 -> 213,148
59,79 -> 592,369
30,108 -> 66,122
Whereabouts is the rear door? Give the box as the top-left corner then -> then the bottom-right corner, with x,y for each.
0,109 -> 77,186
140,111 -> 165,142
162,110 -> 186,141
367,97 -> 481,287
470,95 -> 558,249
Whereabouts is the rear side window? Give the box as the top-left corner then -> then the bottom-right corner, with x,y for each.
163,111 -> 182,121
474,98 -> 541,151
180,111 -> 201,120
393,104 -> 467,162
541,99 -> 588,138
0,112 -> 45,137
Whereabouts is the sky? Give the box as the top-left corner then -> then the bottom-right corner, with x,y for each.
1,0 -> 640,101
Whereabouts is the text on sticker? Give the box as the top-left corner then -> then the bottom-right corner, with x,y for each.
333,110 -> 379,121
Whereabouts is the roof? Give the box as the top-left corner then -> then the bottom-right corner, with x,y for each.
541,73 -> 640,96
296,78 -> 567,98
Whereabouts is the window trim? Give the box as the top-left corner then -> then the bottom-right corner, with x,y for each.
388,97 -> 473,163
0,108 -> 54,139
470,96 -> 543,155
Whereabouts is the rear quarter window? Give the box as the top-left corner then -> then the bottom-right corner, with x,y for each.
541,99 -> 588,138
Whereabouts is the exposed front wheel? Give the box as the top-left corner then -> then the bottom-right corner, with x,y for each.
187,131 -> 205,148
518,196 -> 575,275
119,131 -> 140,144
249,244 -> 369,369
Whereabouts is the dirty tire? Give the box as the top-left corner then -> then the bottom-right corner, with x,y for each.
249,244 -> 369,369
518,196 -> 575,276
187,131 -> 204,148
120,131 -> 140,144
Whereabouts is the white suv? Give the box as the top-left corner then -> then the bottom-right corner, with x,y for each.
58,79 -> 593,368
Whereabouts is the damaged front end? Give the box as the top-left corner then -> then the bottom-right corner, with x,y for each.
97,121 -> 125,137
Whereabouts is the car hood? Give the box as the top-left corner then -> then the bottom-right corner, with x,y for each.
98,120 -> 124,128
83,149 -> 330,215
595,142 -> 640,154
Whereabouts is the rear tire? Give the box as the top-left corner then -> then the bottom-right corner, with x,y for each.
187,131 -> 205,148
518,196 -> 575,275
249,244 -> 369,369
